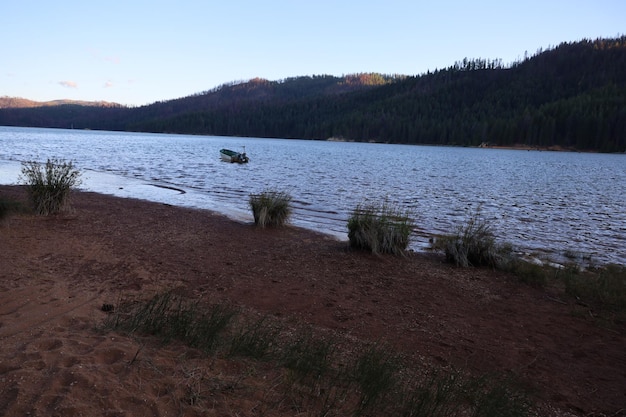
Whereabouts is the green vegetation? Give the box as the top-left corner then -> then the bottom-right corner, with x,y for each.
103,292 -> 238,353
433,209 -> 512,268
249,190 -> 292,228
102,291 -> 533,416
1,37 -> 625,152
228,317 -> 279,359
504,260 -> 551,287
347,201 -> 413,256
0,197 -> 25,220
0,200 -> 6,220
280,327 -> 336,383
561,264 -> 626,321
352,344 -> 400,413
398,370 -> 465,417
19,158 -> 81,215
433,209 -> 626,325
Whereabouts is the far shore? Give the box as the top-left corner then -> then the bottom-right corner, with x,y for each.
326,136 -> 619,153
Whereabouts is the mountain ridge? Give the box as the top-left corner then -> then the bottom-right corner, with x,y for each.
1,36 -> 625,152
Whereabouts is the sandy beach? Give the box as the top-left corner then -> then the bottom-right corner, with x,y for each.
0,185 -> 624,416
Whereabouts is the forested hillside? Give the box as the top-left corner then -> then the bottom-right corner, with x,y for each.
1,37 -> 625,152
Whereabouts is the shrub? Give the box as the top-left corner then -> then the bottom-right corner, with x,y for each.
434,210 -> 512,268
249,190 -> 292,228
347,201 -> 413,256
20,158 -> 81,215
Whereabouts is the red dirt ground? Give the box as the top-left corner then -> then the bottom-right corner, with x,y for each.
0,185 -> 624,416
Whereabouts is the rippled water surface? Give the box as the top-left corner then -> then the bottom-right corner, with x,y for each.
1,126 -> 625,265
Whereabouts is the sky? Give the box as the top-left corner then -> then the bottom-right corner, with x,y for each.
2,0 -> 624,106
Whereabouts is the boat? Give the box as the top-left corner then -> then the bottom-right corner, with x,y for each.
220,147 -> 249,163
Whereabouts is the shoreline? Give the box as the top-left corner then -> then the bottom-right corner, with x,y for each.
1,184 -> 625,415
3,176 -> 623,268
2,165 -> 624,267
2,137 -> 625,268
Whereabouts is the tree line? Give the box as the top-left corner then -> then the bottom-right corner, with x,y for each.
1,37 -> 625,152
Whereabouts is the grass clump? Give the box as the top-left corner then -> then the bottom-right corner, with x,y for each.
20,158 -> 81,215
103,292 -> 238,353
504,260 -> 551,287
434,209 -> 512,268
347,201 -> 413,256
465,374 -> 531,417
281,328 -> 336,382
228,317 -> 280,359
249,190 -> 292,228
352,343 -> 400,413
101,292 -> 535,416
398,371 -> 530,417
0,199 -> 10,220
499,260 -> 626,325
561,264 -> 626,317
0,197 -> 27,221
398,370 -> 464,417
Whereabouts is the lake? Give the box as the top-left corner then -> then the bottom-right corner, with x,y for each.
1,126 -> 624,266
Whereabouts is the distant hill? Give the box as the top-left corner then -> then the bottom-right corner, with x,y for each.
0,97 -> 120,109
1,37 -> 625,152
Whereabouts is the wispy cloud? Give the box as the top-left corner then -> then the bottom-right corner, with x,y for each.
104,56 -> 121,64
59,81 -> 78,88
104,80 -> 114,88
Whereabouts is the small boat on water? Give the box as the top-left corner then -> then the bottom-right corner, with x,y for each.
220,148 -> 249,163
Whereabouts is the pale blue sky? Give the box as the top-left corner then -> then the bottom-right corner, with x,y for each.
2,0 -> 624,106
